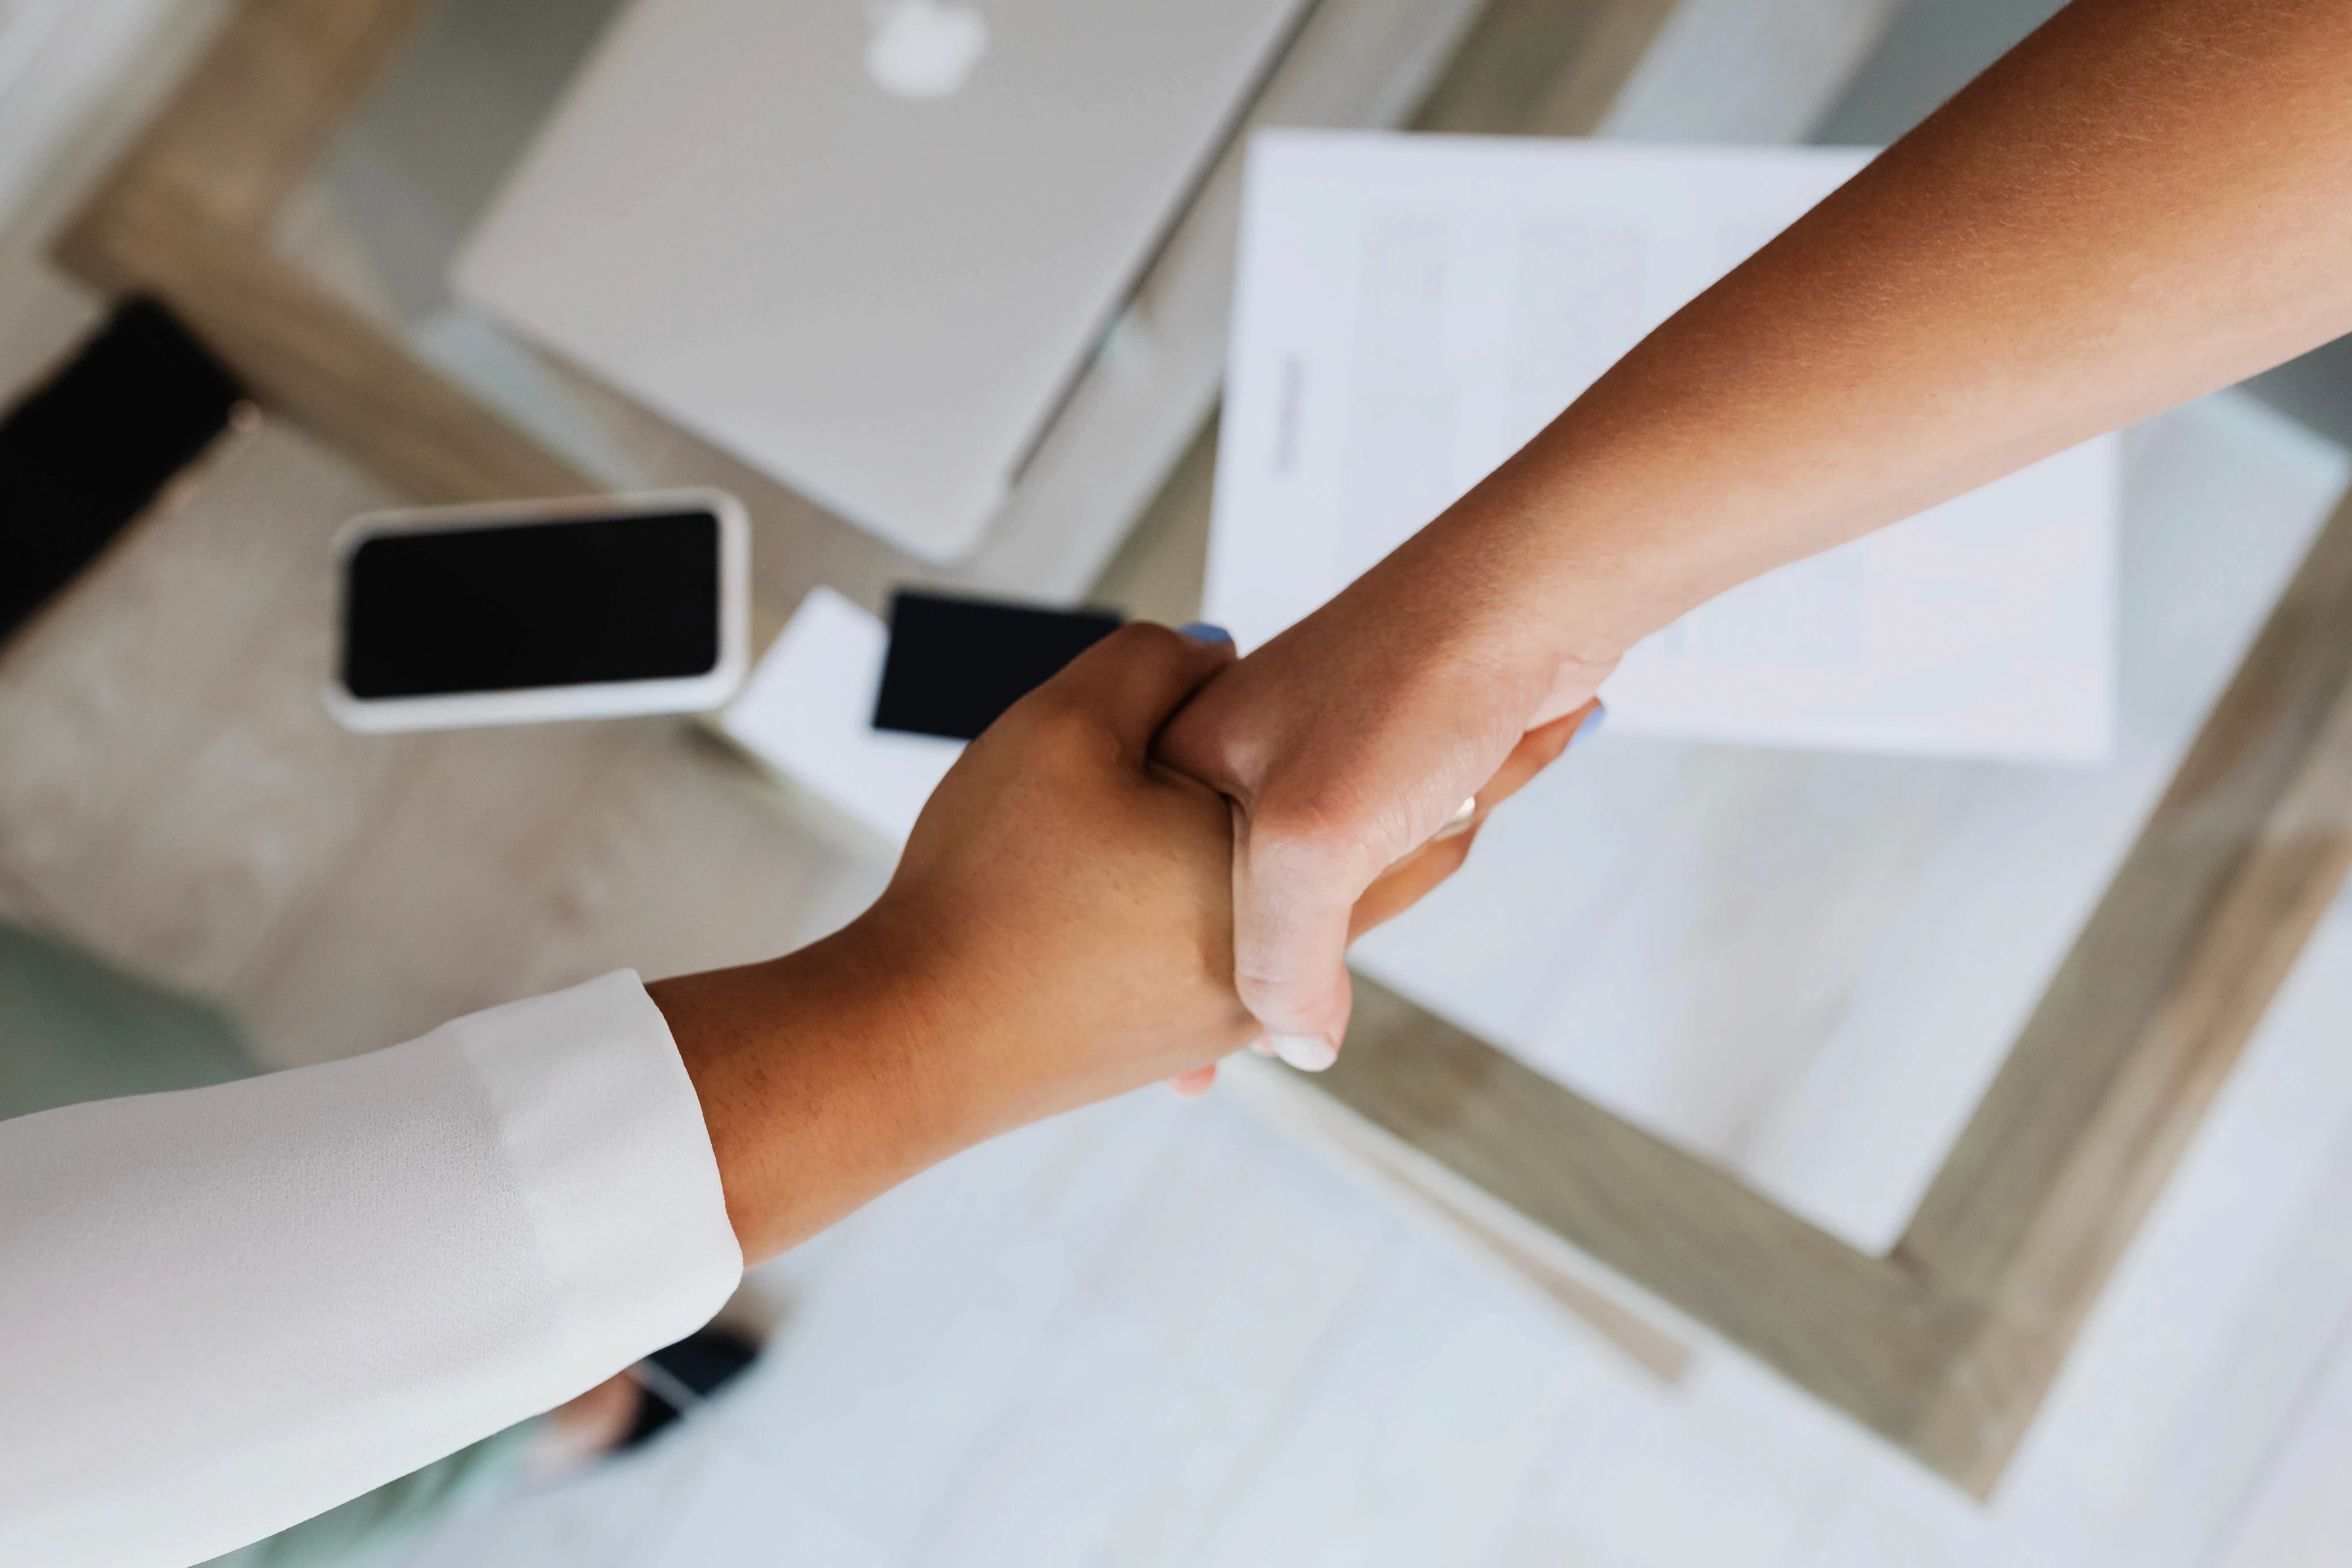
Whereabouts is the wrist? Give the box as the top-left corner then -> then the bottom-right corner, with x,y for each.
651,922 -> 978,1262
1410,404 -> 1763,682
1376,495 -> 1644,722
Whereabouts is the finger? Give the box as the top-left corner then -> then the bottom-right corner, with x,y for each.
1030,622 -> 1238,760
1471,699 -> 1600,819
1352,700 -> 1603,939
1231,815 -> 1361,1072
1168,1064 -> 1218,1098
1351,823 -> 1476,939
1217,700 -> 1599,1074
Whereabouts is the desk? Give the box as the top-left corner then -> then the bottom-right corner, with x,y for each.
37,0 -> 2352,1497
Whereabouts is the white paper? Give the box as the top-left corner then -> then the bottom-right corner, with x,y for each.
717,587 -> 961,847
1208,131 -> 2118,762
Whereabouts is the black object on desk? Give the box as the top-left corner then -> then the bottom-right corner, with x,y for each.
0,300 -> 244,648
874,590 -> 1122,741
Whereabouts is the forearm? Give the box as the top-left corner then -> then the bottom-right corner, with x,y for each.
1422,0 -> 2352,668
1142,2 -> 2347,1050
650,924 -> 979,1263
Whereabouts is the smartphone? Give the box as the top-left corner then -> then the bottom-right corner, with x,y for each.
327,490 -> 749,733
873,590 -> 1122,741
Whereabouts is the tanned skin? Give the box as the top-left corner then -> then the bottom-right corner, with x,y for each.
647,626 -> 1583,1260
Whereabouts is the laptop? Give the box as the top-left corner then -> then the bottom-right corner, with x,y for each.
452,0 -> 1308,562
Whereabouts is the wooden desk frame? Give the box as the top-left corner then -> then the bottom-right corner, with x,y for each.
57,0 -> 2352,1497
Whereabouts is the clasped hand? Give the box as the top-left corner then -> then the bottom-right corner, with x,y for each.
654,621 -> 1586,1261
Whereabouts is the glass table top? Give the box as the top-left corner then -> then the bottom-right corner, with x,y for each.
273,0 -> 2352,1259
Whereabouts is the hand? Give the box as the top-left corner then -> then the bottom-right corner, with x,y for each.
860,622 -> 1258,1125
1156,0 -> 2352,1070
865,619 -> 1569,1112
654,621 -> 1531,1260
1155,540 -> 1610,1071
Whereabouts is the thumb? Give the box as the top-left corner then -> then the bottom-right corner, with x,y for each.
1229,811 -> 1362,1071
1030,621 -> 1238,760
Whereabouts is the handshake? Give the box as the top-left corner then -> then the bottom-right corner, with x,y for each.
649,618 -> 1601,1262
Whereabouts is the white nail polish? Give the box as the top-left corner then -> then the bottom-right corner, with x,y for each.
1271,1032 -> 1338,1072
1249,1036 -> 1276,1056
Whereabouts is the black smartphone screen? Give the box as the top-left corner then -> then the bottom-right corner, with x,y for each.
873,590 -> 1123,740
342,510 -> 721,699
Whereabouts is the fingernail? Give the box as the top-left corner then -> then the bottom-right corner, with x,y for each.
1271,1032 -> 1338,1072
1432,794 -> 1479,842
1178,622 -> 1232,644
1249,1035 -> 1276,1056
1573,702 -> 1607,746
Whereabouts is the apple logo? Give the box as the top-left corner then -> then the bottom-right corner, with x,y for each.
865,0 -> 988,100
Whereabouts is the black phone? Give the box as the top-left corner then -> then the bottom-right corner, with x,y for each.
329,491 -> 748,732
873,590 -> 1123,741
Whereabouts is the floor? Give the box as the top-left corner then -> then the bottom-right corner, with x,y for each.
9,2 -> 2352,1565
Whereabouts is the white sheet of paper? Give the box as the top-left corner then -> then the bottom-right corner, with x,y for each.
1206,131 -> 2118,762
716,587 -> 962,847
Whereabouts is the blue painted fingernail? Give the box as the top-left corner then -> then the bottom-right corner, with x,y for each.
1573,702 -> 1607,746
1178,622 -> 1232,644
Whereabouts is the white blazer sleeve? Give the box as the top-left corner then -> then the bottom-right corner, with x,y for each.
0,970 -> 744,1568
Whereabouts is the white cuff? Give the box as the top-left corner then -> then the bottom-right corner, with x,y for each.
459,969 -> 745,1369
0,970 -> 742,1568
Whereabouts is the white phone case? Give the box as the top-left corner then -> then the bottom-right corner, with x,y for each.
323,489 -> 750,734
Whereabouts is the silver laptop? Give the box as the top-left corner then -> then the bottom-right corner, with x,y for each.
453,0 -> 1307,562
